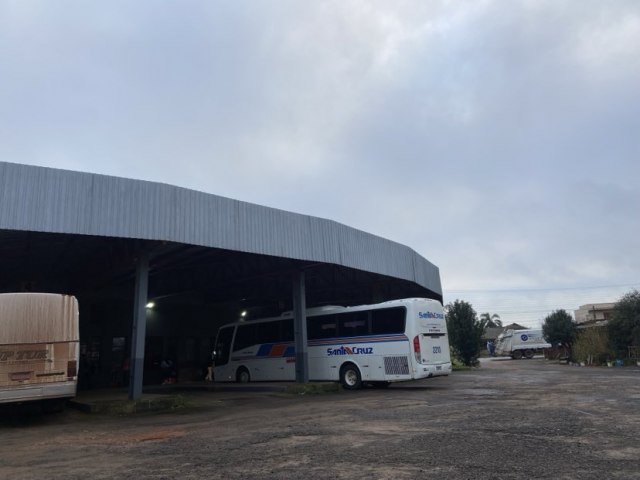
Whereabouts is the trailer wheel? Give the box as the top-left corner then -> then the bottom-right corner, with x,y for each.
512,350 -> 523,360
340,363 -> 362,390
236,367 -> 250,383
524,349 -> 534,359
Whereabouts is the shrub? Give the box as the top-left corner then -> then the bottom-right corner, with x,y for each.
609,290 -> 640,356
445,300 -> 484,367
573,327 -> 610,365
543,309 -> 577,360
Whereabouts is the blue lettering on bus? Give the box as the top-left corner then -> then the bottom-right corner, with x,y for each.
326,346 -> 373,356
419,311 -> 444,320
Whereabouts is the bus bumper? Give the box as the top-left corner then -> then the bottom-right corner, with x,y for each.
419,362 -> 452,378
0,381 -> 77,405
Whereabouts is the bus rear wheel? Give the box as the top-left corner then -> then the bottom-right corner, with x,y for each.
512,350 -> 523,360
524,349 -> 534,359
340,363 -> 362,390
236,367 -> 250,383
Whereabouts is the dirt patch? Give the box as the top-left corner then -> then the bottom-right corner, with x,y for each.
2,360 -> 639,479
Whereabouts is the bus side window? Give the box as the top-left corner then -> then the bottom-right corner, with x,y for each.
371,307 -> 406,334
215,327 -> 234,365
234,324 -> 257,351
256,321 -> 281,344
307,314 -> 337,340
279,319 -> 294,342
338,311 -> 368,338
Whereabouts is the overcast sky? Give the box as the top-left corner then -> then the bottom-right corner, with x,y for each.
2,1 -> 639,326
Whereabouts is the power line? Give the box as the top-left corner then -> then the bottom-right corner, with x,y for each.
441,282 -> 639,326
443,285 -> 635,310
444,282 -> 640,294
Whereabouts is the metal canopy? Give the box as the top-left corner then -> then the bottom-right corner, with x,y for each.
0,162 -> 442,395
0,229 -> 439,312
0,162 -> 442,298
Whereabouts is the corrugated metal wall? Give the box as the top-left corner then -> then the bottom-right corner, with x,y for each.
0,162 -> 441,295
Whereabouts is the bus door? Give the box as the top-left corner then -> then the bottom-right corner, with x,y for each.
213,327 -> 233,367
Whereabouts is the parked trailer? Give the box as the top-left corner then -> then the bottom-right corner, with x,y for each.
494,329 -> 551,359
0,293 -> 79,410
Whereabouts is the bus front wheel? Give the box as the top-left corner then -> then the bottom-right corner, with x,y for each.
236,367 -> 250,383
340,363 -> 362,390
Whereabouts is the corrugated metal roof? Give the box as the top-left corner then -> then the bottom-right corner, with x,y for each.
0,162 -> 441,295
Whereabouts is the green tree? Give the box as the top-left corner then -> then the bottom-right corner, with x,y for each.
608,290 -> 640,355
445,300 -> 484,366
480,312 -> 502,328
542,309 -> 577,360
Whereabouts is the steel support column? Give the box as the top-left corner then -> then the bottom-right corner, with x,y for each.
128,251 -> 149,400
292,269 -> 308,383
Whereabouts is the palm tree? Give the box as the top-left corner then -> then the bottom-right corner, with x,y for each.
480,312 -> 502,328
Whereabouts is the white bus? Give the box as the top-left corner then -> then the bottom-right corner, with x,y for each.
0,293 -> 80,409
213,298 -> 451,389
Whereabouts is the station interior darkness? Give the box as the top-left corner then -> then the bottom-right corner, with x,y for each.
1,229 -> 438,389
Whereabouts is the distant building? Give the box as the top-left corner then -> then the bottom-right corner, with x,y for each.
482,327 -> 504,341
502,323 -> 528,331
574,303 -> 615,326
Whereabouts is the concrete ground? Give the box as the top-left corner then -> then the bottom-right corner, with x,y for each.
1,358 -> 639,479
